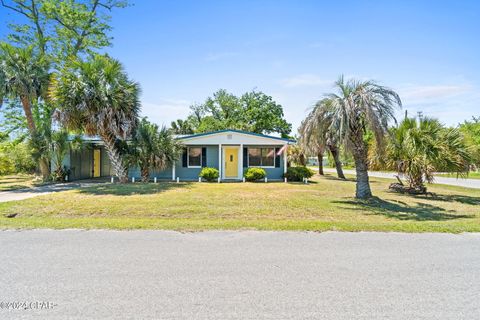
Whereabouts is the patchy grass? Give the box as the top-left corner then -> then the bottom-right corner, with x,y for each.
0,174 -> 46,191
0,174 -> 479,232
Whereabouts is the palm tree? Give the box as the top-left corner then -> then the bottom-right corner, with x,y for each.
170,119 -> 194,134
49,55 -> 140,183
0,43 -> 51,178
300,99 -> 345,179
326,76 -> 402,198
50,131 -> 82,182
298,119 -> 325,175
128,118 -> 182,182
387,117 -> 471,192
287,143 -> 307,166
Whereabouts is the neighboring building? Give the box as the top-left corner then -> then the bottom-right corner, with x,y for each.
59,130 -> 295,181
307,156 -> 328,167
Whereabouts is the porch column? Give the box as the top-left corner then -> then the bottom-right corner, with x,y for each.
172,163 -> 176,181
218,144 -> 222,179
283,145 -> 288,174
239,143 -> 243,178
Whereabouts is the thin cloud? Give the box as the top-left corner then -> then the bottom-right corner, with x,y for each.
281,74 -> 331,88
397,82 -> 480,125
141,99 -> 192,127
400,84 -> 472,100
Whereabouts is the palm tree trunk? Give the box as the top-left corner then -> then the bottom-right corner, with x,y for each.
317,151 -> 324,175
300,154 -> 306,166
328,144 -> 346,179
20,96 -> 51,179
352,141 -> 372,199
140,166 -> 150,183
39,158 -> 50,180
20,96 -> 37,134
101,133 -> 128,183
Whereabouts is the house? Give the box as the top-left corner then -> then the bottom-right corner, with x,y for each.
60,130 -> 295,181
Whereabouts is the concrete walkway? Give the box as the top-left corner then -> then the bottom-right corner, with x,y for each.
0,180 -> 107,203
323,168 -> 480,189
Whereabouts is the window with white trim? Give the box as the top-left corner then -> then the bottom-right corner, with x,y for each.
248,147 -> 275,167
188,147 -> 202,167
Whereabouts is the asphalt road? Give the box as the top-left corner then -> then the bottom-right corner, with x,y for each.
323,168 -> 480,189
1,230 -> 479,319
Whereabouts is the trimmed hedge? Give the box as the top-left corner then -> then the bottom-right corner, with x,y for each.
244,167 -> 266,181
199,167 -> 219,182
284,166 -> 314,181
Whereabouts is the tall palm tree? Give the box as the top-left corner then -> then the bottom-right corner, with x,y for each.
327,76 -> 402,198
128,118 -> 182,182
300,98 -> 345,179
49,55 -> 140,183
387,117 -> 471,192
0,43 -> 51,178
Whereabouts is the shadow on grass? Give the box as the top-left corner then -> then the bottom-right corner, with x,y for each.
410,193 -> 480,206
0,185 -> 31,192
77,181 -> 193,196
318,174 -> 356,183
333,196 -> 474,221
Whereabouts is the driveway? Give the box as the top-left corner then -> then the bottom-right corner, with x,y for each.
0,180 -> 108,203
1,230 -> 479,319
323,168 -> 480,189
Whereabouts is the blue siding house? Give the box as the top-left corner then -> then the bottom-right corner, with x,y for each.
61,130 -> 294,181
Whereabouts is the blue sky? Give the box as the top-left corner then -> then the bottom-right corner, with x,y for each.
1,0 -> 479,133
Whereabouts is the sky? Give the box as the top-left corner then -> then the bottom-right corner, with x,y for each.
1,0 -> 479,133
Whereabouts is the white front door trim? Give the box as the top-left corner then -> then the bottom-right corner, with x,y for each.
222,145 -> 241,179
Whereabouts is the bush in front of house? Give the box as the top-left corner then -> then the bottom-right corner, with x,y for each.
51,166 -> 70,182
284,166 -> 314,181
244,167 -> 266,181
199,167 -> 219,182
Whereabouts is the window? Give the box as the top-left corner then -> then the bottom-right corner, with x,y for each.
261,148 -> 275,167
248,147 -> 275,167
188,147 -> 202,167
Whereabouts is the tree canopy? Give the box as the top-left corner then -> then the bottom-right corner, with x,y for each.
1,0 -> 127,62
459,117 -> 480,168
1,0 -> 128,179
177,89 -> 291,137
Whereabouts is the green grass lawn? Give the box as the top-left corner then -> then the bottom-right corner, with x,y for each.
0,174 -> 46,191
0,174 -> 479,233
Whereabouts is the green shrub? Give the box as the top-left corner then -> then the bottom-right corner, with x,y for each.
199,167 -> 219,182
284,166 -> 314,181
244,167 -> 266,181
51,166 -> 70,182
0,142 -> 36,175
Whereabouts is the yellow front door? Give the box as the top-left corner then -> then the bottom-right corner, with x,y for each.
93,149 -> 101,178
225,148 -> 238,178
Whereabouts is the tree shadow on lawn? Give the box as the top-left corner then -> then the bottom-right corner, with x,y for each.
333,196 -> 474,221
77,181 -> 193,196
318,174 -> 355,182
409,193 -> 480,206
318,174 -> 382,184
